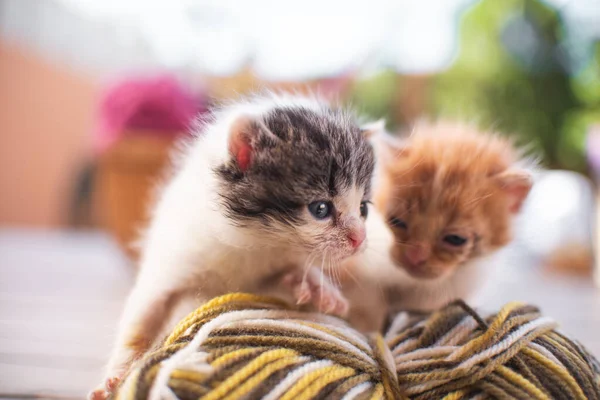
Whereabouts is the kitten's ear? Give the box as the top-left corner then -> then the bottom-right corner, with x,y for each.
227,114 -> 276,172
493,169 -> 533,213
361,120 -> 410,166
374,131 -> 410,166
360,119 -> 386,139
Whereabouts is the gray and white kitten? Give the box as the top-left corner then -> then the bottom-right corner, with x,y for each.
90,94 -> 376,399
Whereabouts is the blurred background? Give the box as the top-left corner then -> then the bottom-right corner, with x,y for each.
1,0 -> 599,397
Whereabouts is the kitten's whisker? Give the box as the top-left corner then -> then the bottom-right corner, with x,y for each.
373,278 -> 386,300
464,192 -> 493,207
326,250 -> 336,288
331,255 -> 342,288
325,249 -> 334,284
343,265 -> 364,290
302,249 -> 318,285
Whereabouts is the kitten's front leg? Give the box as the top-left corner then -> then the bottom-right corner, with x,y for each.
283,267 -> 349,317
88,278 -> 186,400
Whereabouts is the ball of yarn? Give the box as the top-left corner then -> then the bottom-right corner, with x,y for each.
387,301 -> 600,399
116,294 -> 600,400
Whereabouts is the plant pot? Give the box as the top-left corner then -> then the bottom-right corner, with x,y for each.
96,132 -> 178,262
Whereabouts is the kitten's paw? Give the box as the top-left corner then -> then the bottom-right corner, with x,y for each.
316,286 -> 349,317
105,376 -> 121,392
88,387 -> 109,400
283,272 -> 312,305
283,268 -> 349,317
295,280 -> 313,305
304,268 -> 349,317
88,376 -> 120,400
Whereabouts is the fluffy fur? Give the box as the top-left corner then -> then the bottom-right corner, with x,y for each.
343,121 -> 534,330
90,93 -> 375,399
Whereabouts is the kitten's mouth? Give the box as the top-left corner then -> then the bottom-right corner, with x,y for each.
400,263 -> 446,280
391,252 -> 449,280
329,244 -> 366,260
315,241 -> 366,267
349,243 -> 366,256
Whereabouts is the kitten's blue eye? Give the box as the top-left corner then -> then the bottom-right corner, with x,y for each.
308,201 -> 333,219
389,217 -> 407,229
360,201 -> 369,218
443,234 -> 467,246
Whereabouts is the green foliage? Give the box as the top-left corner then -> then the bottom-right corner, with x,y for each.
560,109 -> 600,170
345,70 -> 399,129
572,43 -> 600,107
431,0 -> 584,170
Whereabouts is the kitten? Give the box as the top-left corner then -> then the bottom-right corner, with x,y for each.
90,94 -> 376,399
343,121 -> 534,331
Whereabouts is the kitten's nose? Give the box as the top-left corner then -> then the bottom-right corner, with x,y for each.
403,242 -> 430,267
347,227 -> 366,249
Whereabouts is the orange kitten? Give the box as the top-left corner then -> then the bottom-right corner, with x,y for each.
343,121 -> 534,330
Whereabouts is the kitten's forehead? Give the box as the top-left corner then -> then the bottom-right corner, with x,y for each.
393,166 -> 483,214
259,106 -> 374,196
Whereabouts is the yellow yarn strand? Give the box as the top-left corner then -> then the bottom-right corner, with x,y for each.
169,369 -> 208,383
496,365 -> 550,400
211,348 -> 262,369
294,366 -> 355,399
201,349 -> 299,400
279,365 -> 350,400
368,383 -> 384,400
221,356 -> 302,400
440,390 -> 466,400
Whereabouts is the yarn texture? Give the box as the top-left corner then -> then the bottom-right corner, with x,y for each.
115,293 -> 600,400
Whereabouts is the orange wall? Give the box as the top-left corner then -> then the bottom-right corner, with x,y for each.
0,40 -> 97,227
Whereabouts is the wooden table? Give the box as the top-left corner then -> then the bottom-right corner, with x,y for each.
0,230 -> 598,399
